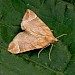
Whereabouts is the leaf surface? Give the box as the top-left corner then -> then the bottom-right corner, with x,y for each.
0,0 -> 75,75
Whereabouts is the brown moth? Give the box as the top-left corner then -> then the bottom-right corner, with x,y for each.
8,9 -> 66,60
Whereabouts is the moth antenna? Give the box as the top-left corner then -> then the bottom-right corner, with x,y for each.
51,30 -> 53,32
38,44 -> 50,58
49,44 -> 54,61
56,34 -> 67,39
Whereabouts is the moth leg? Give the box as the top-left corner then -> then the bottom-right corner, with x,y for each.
38,47 -> 45,58
38,44 -> 50,58
49,44 -> 53,61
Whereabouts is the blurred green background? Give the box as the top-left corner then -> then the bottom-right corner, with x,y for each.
0,0 -> 75,75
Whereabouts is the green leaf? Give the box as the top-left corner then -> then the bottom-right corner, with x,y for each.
0,0 -> 75,75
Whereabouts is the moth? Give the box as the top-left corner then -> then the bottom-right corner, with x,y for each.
8,9 -> 66,61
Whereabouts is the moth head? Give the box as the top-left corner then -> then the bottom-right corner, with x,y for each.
51,34 -> 67,43
50,38 -> 59,44
52,38 -> 59,43
8,42 -> 20,54
46,36 -> 59,43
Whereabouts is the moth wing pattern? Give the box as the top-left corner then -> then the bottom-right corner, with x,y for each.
8,32 -> 50,54
21,9 -> 55,38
